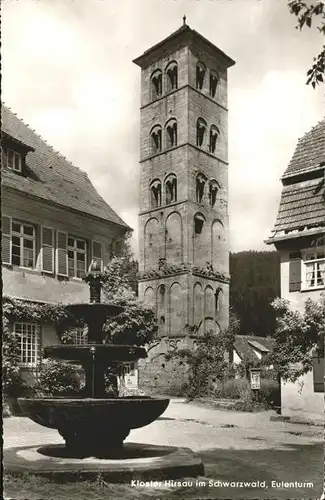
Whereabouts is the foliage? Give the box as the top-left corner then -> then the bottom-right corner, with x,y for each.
288,0 -> 325,87
166,313 -> 238,399
2,315 -> 24,398
230,251 -> 280,337
112,232 -> 139,295
101,256 -> 157,345
267,294 -> 325,381
216,377 -> 251,400
34,360 -> 81,396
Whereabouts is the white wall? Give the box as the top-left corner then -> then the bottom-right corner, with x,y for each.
280,250 -> 324,312
281,370 -> 324,423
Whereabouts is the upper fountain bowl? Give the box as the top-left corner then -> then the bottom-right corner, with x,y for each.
66,302 -> 124,323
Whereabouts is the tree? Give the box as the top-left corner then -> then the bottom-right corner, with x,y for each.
166,310 -> 239,399
288,0 -> 325,87
230,251 -> 280,336
102,256 -> 157,346
267,294 -> 325,381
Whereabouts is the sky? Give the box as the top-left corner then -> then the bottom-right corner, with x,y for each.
2,0 -> 324,257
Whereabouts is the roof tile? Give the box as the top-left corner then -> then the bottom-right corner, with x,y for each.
1,105 -> 130,229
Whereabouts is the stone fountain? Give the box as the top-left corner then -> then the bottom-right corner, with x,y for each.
5,262 -> 204,482
18,262 -> 169,458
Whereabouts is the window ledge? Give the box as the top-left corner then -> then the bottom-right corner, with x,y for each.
301,286 -> 325,292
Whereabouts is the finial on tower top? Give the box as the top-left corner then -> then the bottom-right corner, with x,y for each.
183,14 -> 186,25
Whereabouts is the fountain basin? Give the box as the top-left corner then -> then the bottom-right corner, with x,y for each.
44,345 -> 147,363
65,302 -> 124,321
18,397 -> 168,430
18,397 -> 170,457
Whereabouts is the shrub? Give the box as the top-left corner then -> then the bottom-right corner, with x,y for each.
259,378 -> 280,407
218,378 -> 250,399
35,360 -> 81,396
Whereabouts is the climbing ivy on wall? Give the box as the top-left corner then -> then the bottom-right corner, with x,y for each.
266,294 -> 325,382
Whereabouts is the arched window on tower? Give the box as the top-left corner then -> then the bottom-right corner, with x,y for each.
150,179 -> 162,208
215,288 -> 222,312
209,70 -> 219,98
209,125 -> 219,154
196,118 -> 207,148
165,119 -> 177,149
196,173 -> 207,203
194,213 -> 205,236
151,69 -> 162,100
166,61 -> 178,92
196,62 -> 206,90
209,180 -> 220,207
150,125 -> 162,154
165,174 -> 177,204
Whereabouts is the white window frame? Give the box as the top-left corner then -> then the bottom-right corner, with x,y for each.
11,220 -> 36,269
74,327 -> 88,345
124,362 -> 136,376
302,240 -> 325,291
7,149 -> 22,172
67,235 -> 87,279
14,322 -> 40,368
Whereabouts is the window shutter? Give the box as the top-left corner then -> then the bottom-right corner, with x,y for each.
56,231 -> 68,276
289,252 -> 301,292
2,215 -> 12,265
41,226 -> 54,273
92,241 -> 103,270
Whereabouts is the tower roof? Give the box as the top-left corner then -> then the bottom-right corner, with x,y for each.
133,22 -> 235,69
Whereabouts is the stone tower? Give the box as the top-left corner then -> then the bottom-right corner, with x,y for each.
133,21 -> 235,391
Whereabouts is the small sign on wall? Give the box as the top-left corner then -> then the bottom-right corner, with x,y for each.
249,368 -> 261,390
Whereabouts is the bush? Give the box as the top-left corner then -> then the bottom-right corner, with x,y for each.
211,376 -> 280,411
35,360 -> 81,396
259,378 -> 280,407
218,378 -> 250,399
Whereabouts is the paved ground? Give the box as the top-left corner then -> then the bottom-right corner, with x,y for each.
4,399 -> 324,499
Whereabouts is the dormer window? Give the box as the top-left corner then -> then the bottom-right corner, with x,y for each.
7,149 -> 22,173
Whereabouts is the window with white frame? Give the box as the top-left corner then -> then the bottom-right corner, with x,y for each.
74,327 -> 88,345
12,221 -> 35,268
14,322 -> 40,367
303,238 -> 325,289
68,236 -> 87,278
7,149 -> 22,172
124,363 -> 136,376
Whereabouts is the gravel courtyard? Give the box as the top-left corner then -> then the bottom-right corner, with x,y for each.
4,399 -> 324,499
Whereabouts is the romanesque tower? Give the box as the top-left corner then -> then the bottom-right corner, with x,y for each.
133,20 -> 235,390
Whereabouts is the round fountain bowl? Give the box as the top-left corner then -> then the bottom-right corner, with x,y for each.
65,302 -> 124,323
43,344 -> 147,363
18,397 -> 169,431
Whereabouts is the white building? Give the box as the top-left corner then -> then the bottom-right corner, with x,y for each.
266,119 -> 325,422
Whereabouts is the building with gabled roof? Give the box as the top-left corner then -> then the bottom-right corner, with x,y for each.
1,104 -> 130,383
266,118 -> 325,422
